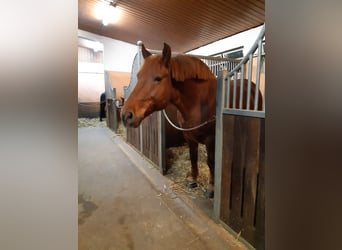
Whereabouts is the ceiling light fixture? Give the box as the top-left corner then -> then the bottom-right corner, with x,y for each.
94,0 -> 121,26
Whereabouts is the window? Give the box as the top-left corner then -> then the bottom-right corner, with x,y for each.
211,46 -> 244,60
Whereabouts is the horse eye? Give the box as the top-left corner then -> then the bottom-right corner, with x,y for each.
154,76 -> 162,82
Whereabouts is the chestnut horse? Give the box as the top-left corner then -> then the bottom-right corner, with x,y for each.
121,43 -> 262,198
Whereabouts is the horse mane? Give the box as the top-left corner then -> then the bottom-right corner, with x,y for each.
169,55 -> 216,82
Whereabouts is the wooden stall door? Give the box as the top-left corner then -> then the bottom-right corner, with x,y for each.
220,115 -> 265,249
126,127 -> 140,151
141,112 -> 161,167
106,99 -> 119,131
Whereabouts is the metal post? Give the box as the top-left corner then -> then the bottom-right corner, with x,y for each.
137,41 -> 144,153
239,64 -> 245,109
254,38 -> 262,110
247,54 -> 253,110
213,70 -> 227,221
232,71 -> 237,109
226,76 -> 231,108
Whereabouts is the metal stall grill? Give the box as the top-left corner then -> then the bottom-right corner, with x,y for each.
214,24 -> 265,249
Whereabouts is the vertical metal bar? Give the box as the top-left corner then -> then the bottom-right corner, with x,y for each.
112,88 -> 118,131
239,64 -> 245,109
213,71 -> 226,222
136,41 -> 144,153
232,71 -> 237,109
104,71 -> 114,100
112,87 -> 117,100
137,40 -> 143,67
247,54 -> 253,110
254,38 -> 262,110
216,61 -> 218,76
226,76 -> 231,109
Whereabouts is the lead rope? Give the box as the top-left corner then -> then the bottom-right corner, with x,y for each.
162,109 -> 215,132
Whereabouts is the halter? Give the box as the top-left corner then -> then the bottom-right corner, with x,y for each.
162,109 -> 215,132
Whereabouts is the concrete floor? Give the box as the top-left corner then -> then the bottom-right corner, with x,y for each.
78,127 -> 246,250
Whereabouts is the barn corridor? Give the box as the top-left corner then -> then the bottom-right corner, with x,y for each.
78,127 -> 245,250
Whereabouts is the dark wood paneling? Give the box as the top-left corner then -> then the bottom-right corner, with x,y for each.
220,114 -> 265,249
106,99 -> 119,132
255,118 -> 265,249
142,112 -> 160,167
241,116 -> 261,243
164,104 -> 186,148
230,116 -> 247,230
220,115 -> 235,223
126,127 -> 140,151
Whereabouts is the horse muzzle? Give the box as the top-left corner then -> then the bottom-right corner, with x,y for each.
121,109 -> 141,128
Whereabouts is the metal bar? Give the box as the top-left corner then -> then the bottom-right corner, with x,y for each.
226,76 -> 231,109
232,71 -> 237,109
137,41 -> 143,66
104,71 -> 114,100
223,108 -> 265,118
191,54 -> 240,63
112,88 -> 116,100
247,53 -> 253,110
254,38 -> 262,110
112,88 -> 118,131
213,71 -> 227,221
137,41 -> 144,153
215,62 -> 218,76
239,64 -> 245,109
227,24 -> 265,77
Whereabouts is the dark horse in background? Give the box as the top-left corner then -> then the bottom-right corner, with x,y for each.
100,92 -> 106,121
121,43 -> 262,198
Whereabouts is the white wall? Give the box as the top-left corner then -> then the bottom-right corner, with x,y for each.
78,62 -> 105,102
187,25 -> 264,56
78,29 -> 137,72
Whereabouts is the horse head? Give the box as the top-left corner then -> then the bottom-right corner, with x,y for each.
121,43 -> 174,127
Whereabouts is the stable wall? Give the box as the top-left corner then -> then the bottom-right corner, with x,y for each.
107,71 -> 131,99
78,29 -> 137,72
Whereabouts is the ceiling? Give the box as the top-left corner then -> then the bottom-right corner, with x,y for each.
78,0 -> 265,53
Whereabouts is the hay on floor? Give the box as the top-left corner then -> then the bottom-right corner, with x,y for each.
78,118 -> 107,128
166,144 -> 210,199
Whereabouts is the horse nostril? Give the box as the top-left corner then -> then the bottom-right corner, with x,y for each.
126,111 -> 133,120
122,110 -> 134,127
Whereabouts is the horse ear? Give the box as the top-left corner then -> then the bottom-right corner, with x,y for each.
141,44 -> 152,59
162,42 -> 171,67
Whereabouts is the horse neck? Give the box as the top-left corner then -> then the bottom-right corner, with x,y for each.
171,79 -> 216,123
